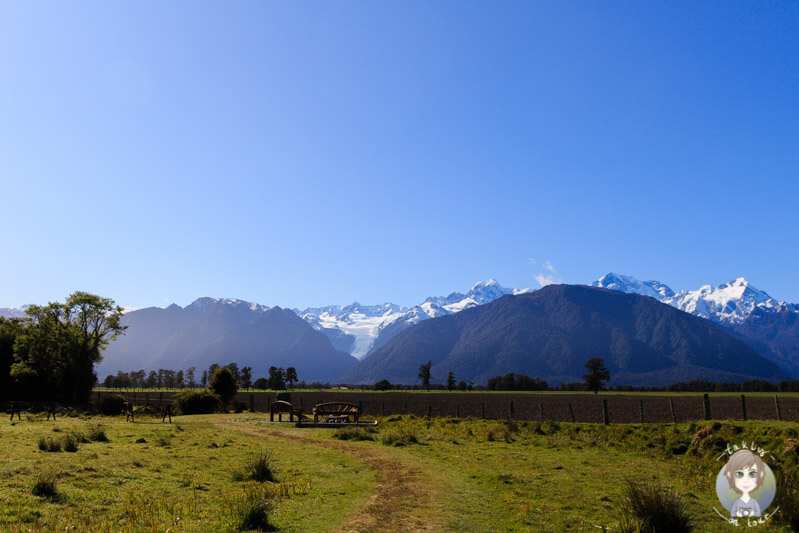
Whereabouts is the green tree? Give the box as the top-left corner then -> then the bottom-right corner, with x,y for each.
285,367 -> 298,389
583,358 -> 611,394
208,366 -> 238,409
185,366 -> 196,388
240,366 -> 253,390
446,370 -> 456,391
0,318 -> 21,400
11,292 -> 126,402
268,366 -> 285,390
374,379 -> 392,391
226,362 -> 240,385
418,360 -> 432,391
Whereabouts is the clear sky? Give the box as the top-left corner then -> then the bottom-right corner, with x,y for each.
1,2 -> 798,310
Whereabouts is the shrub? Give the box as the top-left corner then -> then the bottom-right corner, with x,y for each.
208,367 -> 238,409
173,389 -> 221,415
332,427 -> 376,441
93,394 -> 128,415
621,478 -> 692,533
31,472 -> 58,498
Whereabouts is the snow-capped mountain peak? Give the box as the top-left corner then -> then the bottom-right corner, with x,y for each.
187,297 -> 270,313
592,273 -> 675,299
665,277 -> 778,324
296,279 -> 531,359
593,273 -> 783,325
0,305 -> 29,319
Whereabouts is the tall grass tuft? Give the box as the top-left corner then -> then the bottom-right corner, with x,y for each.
31,472 -> 59,499
88,426 -> 109,442
232,490 -> 272,531
62,434 -> 79,452
234,451 -> 276,483
38,436 -> 63,452
620,478 -> 692,533
380,429 -> 419,447
332,426 -> 376,441
774,467 -> 799,530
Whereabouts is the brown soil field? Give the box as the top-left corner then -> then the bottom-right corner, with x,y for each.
93,390 -> 799,424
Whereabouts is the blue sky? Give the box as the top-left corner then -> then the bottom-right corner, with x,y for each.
1,2 -> 798,310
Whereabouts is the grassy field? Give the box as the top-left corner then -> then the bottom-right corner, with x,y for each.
3,410 -> 799,532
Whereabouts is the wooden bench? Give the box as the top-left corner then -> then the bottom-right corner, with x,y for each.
313,402 -> 360,424
125,401 -> 172,423
8,402 -> 58,421
270,400 -> 304,422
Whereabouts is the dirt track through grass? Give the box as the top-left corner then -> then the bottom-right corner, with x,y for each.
221,420 -> 448,533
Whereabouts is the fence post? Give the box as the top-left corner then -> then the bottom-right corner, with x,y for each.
568,402 -> 575,423
481,402 -> 486,419
427,404 -> 432,418
703,393 -> 711,420
602,399 -> 609,425
509,401 -> 514,419
775,395 -> 782,421
249,394 -> 254,412
456,405 -> 460,418
669,398 -> 676,424
740,394 -> 747,421
639,399 -> 644,424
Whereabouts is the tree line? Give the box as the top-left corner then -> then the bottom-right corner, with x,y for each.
0,293 -> 125,402
412,358 -> 610,393
103,364 -> 301,391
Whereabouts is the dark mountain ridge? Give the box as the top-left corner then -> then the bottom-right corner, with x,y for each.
99,299 -> 357,381
342,285 -> 786,386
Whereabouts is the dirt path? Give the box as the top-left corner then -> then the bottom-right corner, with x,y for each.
218,421 -> 448,533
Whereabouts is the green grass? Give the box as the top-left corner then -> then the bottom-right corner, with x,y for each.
0,413 -> 373,532
4,411 -> 799,532
286,416 -> 799,532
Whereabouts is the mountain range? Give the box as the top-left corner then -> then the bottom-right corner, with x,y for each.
94,298 -> 357,381
591,273 -> 799,376
341,284 -> 787,386
2,274 -> 798,384
294,279 -> 531,359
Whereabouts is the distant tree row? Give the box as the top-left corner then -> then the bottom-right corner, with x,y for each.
0,293 -> 125,402
486,373 -> 549,391
413,358 -> 610,393
103,368 -> 198,389
103,363 -> 300,391
614,379 -> 799,393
